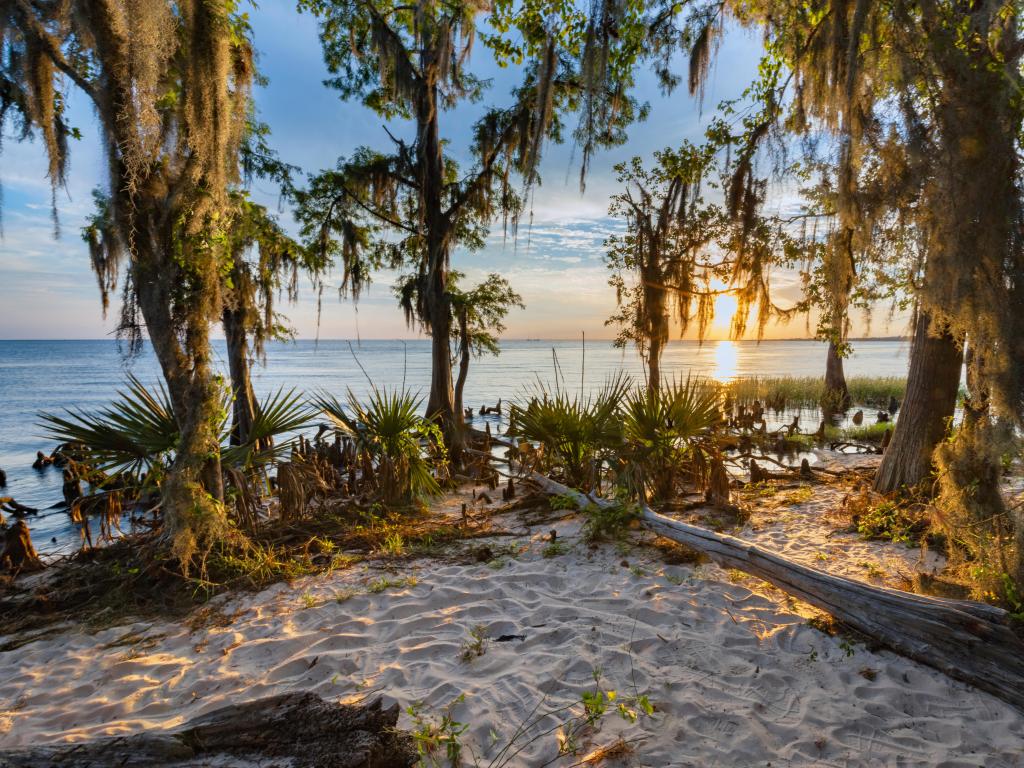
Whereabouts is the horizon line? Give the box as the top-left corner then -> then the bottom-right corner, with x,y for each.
0,336 -> 910,343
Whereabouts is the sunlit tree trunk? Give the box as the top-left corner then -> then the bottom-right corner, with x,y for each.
129,202 -> 228,562
873,312 -> 962,493
824,340 -> 850,412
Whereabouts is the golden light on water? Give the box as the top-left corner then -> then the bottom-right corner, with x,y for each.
712,340 -> 739,382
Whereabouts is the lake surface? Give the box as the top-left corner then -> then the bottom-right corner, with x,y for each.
0,338 -> 911,554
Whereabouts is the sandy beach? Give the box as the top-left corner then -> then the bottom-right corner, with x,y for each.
2,459 -> 1021,767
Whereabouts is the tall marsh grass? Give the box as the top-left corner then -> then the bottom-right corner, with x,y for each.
724,376 -> 906,411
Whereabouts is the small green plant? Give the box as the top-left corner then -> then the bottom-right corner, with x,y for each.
549,493 -> 579,511
857,500 -> 923,545
380,529 -> 406,557
368,576 -> 417,593
839,638 -> 857,658
582,500 -> 639,542
542,540 -> 568,558
459,624 -> 488,663
300,591 -> 318,609
858,561 -> 887,579
407,697 -> 469,767
335,588 -> 356,603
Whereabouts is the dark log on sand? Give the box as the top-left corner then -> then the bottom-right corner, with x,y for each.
0,693 -> 416,768
527,472 -> 1024,712
1,521 -> 43,574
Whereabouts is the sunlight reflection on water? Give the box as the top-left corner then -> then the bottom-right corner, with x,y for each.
713,341 -> 739,382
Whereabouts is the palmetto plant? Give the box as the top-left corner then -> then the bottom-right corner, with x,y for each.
40,376 -> 178,491
618,377 -> 722,502
314,387 -> 445,506
40,376 -> 313,497
508,374 -> 631,491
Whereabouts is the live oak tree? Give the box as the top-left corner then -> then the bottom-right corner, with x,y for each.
296,0 -> 642,455
702,0 -> 1024,595
605,141 -> 801,394
2,0 -> 257,569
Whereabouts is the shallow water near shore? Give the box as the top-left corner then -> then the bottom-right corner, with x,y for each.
0,338 -> 910,554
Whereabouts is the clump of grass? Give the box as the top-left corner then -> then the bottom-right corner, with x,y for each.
367,575 -> 417,593
459,624 -> 488,662
825,422 -> 892,443
582,501 -> 639,542
300,591 -> 318,609
379,529 -> 406,556
542,539 -> 569,558
725,375 -> 906,411
725,376 -> 824,410
845,377 -> 906,408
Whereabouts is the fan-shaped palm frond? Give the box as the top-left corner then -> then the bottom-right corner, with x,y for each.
222,388 -> 314,469
39,375 -> 178,487
619,376 -> 721,501
508,373 -> 631,490
314,387 -> 445,505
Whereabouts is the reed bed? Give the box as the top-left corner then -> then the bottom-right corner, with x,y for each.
723,375 -> 906,411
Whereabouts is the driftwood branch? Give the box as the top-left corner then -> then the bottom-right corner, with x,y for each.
526,472 -> 1024,712
0,693 -> 416,768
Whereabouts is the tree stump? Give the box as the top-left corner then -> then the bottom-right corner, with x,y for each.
852,410 -> 864,426
1,520 -> 43,574
0,693 -> 416,768
880,427 -> 893,453
705,458 -> 731,506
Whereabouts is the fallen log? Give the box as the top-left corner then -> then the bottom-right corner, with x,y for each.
527,472 -> 1024,712
0,693 -> 416,768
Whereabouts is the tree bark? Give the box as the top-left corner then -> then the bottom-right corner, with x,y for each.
131,227 -> 228,561
1,521 -> 43,574
223,305 -> 257,447
528,472 -> 1024,713
643,259 -> 668,396
824,340 -> 850,411
0,693 -> 416,768
418,81 -> 463,458
873,312 -> 963,493
454,306 -> 470,419
646,333 -> 664,396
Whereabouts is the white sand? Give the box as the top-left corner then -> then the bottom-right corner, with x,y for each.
1,486 -> 1022,766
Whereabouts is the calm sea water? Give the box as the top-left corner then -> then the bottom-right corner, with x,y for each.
0,338 -> 910,554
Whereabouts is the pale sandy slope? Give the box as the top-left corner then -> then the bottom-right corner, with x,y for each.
1,491 -> 1022,767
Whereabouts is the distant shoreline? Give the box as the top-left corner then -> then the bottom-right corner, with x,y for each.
0,336 -> 911,343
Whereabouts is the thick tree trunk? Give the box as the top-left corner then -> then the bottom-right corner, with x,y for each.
824,340 -> 850,411
528,472 -> 1024,712
873,312 -> 963,493
132,234 -> 228,562
0,694 -> 416,768
418,83 -> 463,458
223,305 -> 257,446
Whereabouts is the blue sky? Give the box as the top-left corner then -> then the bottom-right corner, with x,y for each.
0,6 -> 900,341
